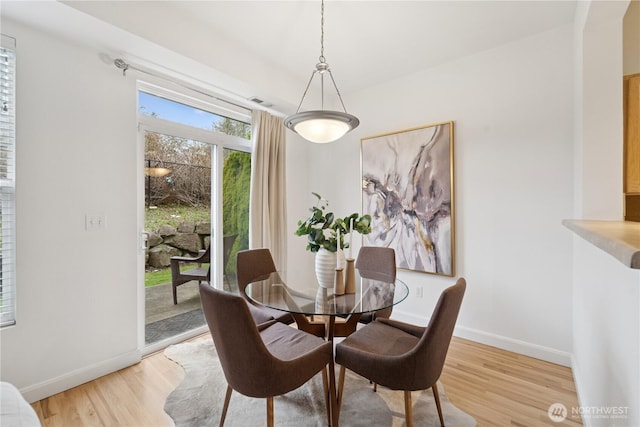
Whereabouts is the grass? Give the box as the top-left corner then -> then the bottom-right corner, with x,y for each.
145,204 -> 211,287
145,267 -> 172,287
145,204 -> 210,232
145,263 -> 210,287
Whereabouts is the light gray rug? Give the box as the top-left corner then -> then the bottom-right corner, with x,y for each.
164,339 -> 476,427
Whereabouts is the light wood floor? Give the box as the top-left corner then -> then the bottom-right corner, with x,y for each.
31,335 -> 582,426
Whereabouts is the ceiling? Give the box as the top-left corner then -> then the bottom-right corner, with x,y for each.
2,1 -> 577,113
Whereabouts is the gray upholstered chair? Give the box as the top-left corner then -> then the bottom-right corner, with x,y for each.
335,278 -> 466,427
236,248 -> 295,325
170,245 -> 210,305
199,283 -> 336,427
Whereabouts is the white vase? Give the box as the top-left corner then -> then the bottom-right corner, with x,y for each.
315,248 -> 345,288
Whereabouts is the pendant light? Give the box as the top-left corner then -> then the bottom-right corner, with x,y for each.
284,0 -> 359,144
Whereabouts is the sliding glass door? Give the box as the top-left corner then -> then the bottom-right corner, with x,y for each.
137,85 -> 251,350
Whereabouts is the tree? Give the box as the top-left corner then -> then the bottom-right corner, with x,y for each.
213,118 -> 251,139
222,150 -> 251,275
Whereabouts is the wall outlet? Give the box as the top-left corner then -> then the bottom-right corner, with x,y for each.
416,286 -> 424,298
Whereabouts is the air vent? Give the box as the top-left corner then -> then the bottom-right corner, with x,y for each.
248,96 -> 273,108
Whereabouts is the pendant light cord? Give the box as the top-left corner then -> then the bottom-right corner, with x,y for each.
292,0 -> 350,115
319,0 -> 325,63
319,0 -> 325,109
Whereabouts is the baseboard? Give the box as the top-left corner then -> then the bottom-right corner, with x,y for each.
391,309 -> 572,367
20,349 -> 142,403
570,354 -> 590,427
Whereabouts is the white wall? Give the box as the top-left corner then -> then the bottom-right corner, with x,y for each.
301,25 -> 576,365
571,2 -> 640,426
0,19 -> 141,402
0,14 -> 315,402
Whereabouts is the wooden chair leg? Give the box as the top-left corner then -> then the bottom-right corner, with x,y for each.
328,360 -> 338,427
220,385 -> 232,427
404,390 -> 413,427
267,396 -> 274,427
337,365 -> 346,419
432,384 -> 445,427
322,367 -> 331,425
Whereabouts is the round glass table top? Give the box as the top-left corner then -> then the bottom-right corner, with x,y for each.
245,270 -> 409,317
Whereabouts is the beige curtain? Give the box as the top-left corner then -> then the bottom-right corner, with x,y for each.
249,110 -> 287,271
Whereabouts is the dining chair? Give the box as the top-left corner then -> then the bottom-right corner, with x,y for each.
355,246 -> 396,323
332,246 -> 396,337
335,278 -> 466,427
236,248 -> 295,325
199,283 -> 336,427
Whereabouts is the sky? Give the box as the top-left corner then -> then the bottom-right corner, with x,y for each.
138,91 -> 223,131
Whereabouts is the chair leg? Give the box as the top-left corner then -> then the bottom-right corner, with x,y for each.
220,385 -> 232,427
432,384 -> 445,427
327,359 -> 338,427
337,365 -> 346,418
404,390 -> 413,427
172,284 -> 178,305
266,396 -> 274,427
322,367 -> 331,425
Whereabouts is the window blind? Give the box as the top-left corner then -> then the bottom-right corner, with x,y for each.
1,34 -> 16,328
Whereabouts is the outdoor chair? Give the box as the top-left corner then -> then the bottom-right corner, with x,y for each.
335,278 -> 466,427
170,245 -> 210,305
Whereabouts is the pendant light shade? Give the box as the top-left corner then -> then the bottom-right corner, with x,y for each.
284,110 -> 359,144
284,0 -> 359,144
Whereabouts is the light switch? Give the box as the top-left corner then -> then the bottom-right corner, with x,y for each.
85,214 -> 106,231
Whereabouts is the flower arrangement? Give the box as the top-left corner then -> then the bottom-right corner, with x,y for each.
295,192 -> 372,253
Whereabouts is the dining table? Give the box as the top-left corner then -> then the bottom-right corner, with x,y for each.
245,268 -> 409,426
245,268 -> 409,339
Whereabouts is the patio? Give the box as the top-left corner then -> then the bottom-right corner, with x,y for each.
145,276 -> 238,344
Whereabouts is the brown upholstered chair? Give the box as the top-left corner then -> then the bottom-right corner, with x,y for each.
332,246 -> 397,337
199,283 -> 336,427
335,278 -> 466,427
355,246 -> 396,323
236,248 -> 295,325
170,245 -> 210,305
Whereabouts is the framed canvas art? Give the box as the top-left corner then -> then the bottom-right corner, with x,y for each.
361,121 -> 455,276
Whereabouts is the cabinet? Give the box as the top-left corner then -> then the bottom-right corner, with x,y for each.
624,74 -> 640,221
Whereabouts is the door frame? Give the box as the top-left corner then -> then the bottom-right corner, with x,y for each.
136,84 -> 251,354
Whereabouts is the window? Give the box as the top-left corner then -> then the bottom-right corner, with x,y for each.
1,35 -> 16,328
138,84 -> 252,289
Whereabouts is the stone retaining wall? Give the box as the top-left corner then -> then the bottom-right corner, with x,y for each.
146,221 -> 211,268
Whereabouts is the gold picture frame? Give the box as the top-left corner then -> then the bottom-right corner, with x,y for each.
361,121 -> 455,276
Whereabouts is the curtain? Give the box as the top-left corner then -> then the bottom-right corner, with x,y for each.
249,110 -> 287,271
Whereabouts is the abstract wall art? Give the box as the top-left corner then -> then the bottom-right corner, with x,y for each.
361,121 -> 455,276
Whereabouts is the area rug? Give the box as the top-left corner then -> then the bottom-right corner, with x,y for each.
164,339 -> 476,427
